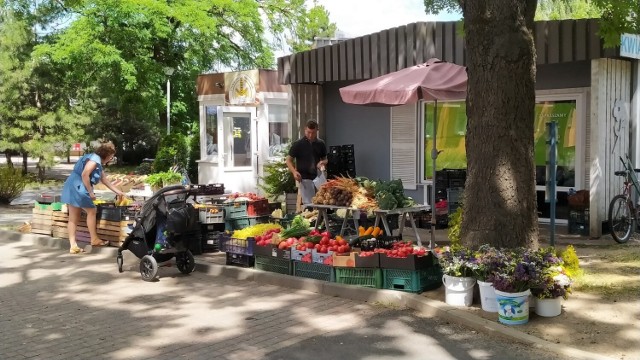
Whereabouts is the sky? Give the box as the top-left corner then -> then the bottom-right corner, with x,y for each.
314,0 -> 462,38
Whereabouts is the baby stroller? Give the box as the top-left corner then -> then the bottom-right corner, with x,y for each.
116,185 -> 199,281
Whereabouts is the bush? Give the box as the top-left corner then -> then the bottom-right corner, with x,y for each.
153,134 -> 188,172
0,166 -> 29,204
188,129 -> 200,183
134,162 -> 154,175
447,204 -> 463,248
146,170 -> 183,188
258,145 -> 296,199
561,245 -> 583,278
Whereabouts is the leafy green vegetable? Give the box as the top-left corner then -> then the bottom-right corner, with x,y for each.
280,215 -> 311,238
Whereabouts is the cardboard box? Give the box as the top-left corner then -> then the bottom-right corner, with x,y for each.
332,250 -> 380,268
379,252 -> 436,270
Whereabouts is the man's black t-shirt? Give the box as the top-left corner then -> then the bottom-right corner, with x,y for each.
289,137 -> 327,180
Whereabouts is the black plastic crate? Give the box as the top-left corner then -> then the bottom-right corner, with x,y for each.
568,209 -> 589,236
202,231 -> 222,252
225,253 -> 254,267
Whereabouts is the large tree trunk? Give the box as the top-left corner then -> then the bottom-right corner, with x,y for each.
460,0 -> 539,249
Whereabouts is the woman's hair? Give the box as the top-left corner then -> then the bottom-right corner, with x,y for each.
95,141 -> 116,159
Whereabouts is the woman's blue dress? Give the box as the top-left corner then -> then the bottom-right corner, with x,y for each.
61,153 -> 103,208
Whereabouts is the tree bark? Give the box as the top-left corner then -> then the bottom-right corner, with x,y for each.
460,0 -> 539,250
22,153 -> 28,175
4,152 -> 13,168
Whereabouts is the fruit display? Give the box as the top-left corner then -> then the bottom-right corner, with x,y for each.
225,192 -> 266,202
310,176 -> 415,211
231,223 -> 282,239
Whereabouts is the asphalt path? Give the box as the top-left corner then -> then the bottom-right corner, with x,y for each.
0,238 -> 574,360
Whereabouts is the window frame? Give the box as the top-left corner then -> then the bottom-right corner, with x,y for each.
417,89 -> 588,207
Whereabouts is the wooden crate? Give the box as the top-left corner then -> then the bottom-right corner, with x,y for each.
31,208 -> 53,235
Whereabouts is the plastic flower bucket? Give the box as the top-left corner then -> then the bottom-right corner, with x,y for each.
477,280 -> 498,312
495,289 -> 531,325
442,275 -> 476,307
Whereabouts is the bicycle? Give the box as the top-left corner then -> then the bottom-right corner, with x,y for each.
608,155 -> 640,243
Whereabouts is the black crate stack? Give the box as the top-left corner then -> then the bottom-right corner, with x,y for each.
433,169 -> 466,227
201,223 -> 224,253
327,144 -> 356,179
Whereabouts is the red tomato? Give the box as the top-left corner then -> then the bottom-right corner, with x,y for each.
337,239 -> 347,246
305,242 -> 314,249
337,245 -> 345,253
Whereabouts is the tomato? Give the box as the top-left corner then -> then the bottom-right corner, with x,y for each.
306,242 -> 314,249
314,243 -> 321,250
337,239 -> 347,246
337,245 -> 345,253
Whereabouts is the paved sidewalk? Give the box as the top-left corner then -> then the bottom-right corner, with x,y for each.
0,231 -> 609,359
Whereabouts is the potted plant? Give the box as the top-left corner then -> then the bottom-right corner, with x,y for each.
530,247 -> 573,317
146,170 -> 182,192
487,248 -> 537,325
436,246 -> 478,307
258,144 -> 297,212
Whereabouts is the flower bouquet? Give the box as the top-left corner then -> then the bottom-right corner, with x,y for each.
530,247 -> 573,317
487,248 -> 538,325
530,247 -> 573,300
473,245 -> 506,312
437,246 -> 478,307
437,246 -> 478,277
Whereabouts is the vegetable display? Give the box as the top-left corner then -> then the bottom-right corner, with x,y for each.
311,176 -> 415,211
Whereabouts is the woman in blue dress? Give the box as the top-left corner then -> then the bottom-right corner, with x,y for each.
61,142 -> 125,254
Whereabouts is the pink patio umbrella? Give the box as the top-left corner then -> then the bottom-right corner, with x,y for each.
339,58 -> 468,248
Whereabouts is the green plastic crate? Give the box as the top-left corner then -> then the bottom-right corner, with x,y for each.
293,261 -> 334,282
334,267 -> 383,289
255,255 -> 292,275
382,266 -> 443,293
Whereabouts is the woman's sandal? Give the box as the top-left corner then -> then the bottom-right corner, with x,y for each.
69,246 -> 84,254
90,239 -> 109,247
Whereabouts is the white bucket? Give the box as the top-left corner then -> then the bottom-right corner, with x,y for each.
477,280 -> 498,312
535,297 -> 562,317
442,275 -> 476,307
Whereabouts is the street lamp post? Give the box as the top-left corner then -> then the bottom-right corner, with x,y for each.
164,67 -> 175,135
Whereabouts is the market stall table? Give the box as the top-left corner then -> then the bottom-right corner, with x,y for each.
373,205 -> 431,249
303,204 -> 364,237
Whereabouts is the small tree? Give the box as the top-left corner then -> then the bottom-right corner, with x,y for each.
258,145 -> 296,200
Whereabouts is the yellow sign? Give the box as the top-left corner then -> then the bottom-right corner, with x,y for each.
225,70 -> 258,105
233,127 -> 242,138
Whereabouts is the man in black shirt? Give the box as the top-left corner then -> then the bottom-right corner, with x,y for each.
286,120 -> 328,204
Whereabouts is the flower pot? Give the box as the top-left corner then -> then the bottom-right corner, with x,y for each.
477,280 -> 498,312
442,275 -> 476,307
494,289 -> 531,325
535,297 -> 562,317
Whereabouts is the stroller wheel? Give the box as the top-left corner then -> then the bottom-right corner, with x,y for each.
116,254 -> 124,273
176,250 -> 196,274
140,255 -> 158,281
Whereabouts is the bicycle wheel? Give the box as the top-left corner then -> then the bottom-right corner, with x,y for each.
608,195 -> 633,244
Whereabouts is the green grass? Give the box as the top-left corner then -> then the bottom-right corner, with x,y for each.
573,244 -> 640,299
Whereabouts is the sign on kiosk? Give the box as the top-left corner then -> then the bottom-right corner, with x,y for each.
620,33 -> 640,60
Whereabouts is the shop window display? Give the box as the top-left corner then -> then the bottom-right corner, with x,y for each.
422,99 -> 578,188
205,106 -> 218,156
268,104 -> 290,157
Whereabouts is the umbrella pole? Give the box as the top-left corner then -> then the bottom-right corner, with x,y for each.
430,100 -> 438,250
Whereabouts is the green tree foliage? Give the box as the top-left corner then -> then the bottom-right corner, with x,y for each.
153,133 -> 188,173
535,0 -> 602,20
287,0 -> 337,52
1,0 -> 335,172
0,7 -> 90,180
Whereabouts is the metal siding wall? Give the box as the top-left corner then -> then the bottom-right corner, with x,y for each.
590,59 -> 633,237
323,82 -> 391,182
291,84 -> 323,138
279,19 -> 616,85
